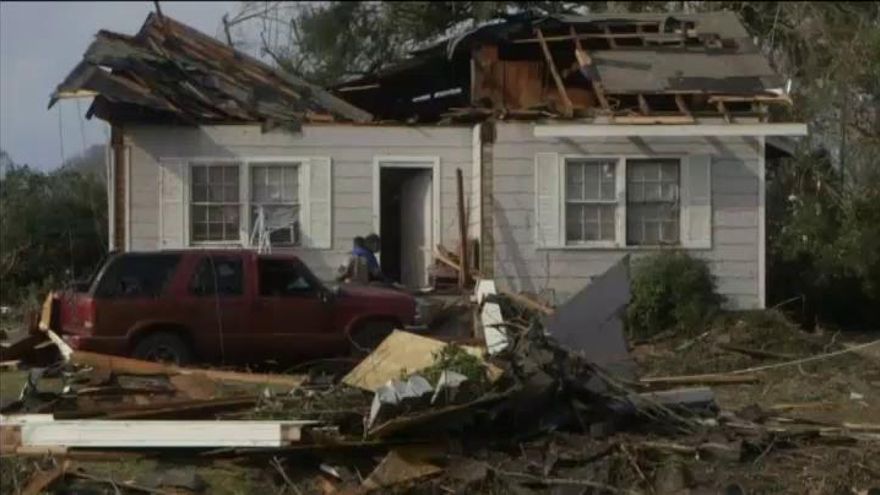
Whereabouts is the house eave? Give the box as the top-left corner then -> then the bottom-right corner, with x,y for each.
533,123 -> 808,138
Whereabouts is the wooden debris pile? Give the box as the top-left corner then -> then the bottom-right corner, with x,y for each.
1,295 -> 879,494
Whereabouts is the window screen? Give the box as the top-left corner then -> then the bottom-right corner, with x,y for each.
626,159 -> 681,245
94,254 -> 181,298
565,159 -> 617,243
250,164 -> 300,246
189,257 -> 244,296
191,164 -> 240,242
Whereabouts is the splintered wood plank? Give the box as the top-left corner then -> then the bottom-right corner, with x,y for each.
9,418 -> 317,448
638,94 -> 651,115
716,100 -> 731,123
570,26 -> 610,112
536,28 -> 573,118
675,94 -> 692,117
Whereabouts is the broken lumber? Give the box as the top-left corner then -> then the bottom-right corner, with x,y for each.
497,288 -> 555,316
639,373 -> 760,386
20,460 -> 68,495
55,396 -> 258,420
536,28 -> 573,118
718,343 -> 795,361
66,347 -> 306,388
0,415 -> 318,449
342,330 -> 499,391
456,168 -> 470,288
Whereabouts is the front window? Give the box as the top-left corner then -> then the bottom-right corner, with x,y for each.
191,164 -> 240,243
565,159 -> 617,243
250,163 -> 301,246
626,159 -> 680,245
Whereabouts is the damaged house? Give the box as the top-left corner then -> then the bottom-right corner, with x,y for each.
52,11 -> 806,309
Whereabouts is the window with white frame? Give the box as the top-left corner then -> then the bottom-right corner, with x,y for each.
190,164 -> 241,243
565,159 -> 618,243
250,163 -> 301,246
626,159 -> 680,245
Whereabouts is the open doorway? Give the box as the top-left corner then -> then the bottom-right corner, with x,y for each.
377,165 -> 435,289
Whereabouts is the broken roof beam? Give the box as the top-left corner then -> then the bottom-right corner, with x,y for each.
570,26 -> 610,113
675,94 -> 692,118
534,123 -> 809,137
536,28 -> 574,118
637,94 -> 650,115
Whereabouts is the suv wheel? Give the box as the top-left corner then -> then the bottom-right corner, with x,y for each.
349,320 -> 395,357
132,332 -> 193,365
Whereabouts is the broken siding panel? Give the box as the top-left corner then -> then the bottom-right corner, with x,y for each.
492,122 -> 760,309
124,124 -> 472,282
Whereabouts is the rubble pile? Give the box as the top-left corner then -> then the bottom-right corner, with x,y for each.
1,290 -> 879,494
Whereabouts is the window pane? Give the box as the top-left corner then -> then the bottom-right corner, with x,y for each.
192,222 -> 207,241
208,184 -> 223,202
566,204 -> 583,242
566,203 -> 615,242
208,166 -> 224,184
224,185 -> 239,202
192,166 -> 207,185
223,166 -> 238,183
566,160 -> 616,202
208,223 -> 223,240
566,164 -> 584,200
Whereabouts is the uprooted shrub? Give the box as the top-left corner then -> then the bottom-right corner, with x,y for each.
627,250 -> 723,338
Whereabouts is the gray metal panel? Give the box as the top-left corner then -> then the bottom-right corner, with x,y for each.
593,51 -> 783,93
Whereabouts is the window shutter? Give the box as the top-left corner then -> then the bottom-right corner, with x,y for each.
534,152 -> 561,248
303,157 -> 332,249
158,159 -> 187,249
681,154 -> 712,248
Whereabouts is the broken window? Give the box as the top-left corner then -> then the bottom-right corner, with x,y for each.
189,256 -> 244,296
94,254 -> 181,298
258,258 -> 315,297
626,159 -> 680,245
565,159 -> 617,243
250,163 -> 300,246
191,164 -> 241,243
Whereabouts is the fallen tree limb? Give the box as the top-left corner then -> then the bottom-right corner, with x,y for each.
718,343 -> 795,361
709,338 -> 880,377
639,373 -> 759,386
497,288 -> 555,316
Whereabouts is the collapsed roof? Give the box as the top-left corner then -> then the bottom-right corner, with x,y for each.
334,11 -> 792,123
50,13 -> 372,127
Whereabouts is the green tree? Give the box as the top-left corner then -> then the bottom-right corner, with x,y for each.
0,149 -> 107,304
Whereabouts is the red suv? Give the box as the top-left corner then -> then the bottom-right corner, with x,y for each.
55,250 -> 417,365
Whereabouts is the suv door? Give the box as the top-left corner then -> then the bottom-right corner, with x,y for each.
252,257 -> 334,362
185,254 -> 249,363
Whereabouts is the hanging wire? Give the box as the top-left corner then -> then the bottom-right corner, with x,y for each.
57,104 -> 66,165
76,99 -> 88,155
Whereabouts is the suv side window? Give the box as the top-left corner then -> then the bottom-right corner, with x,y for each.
258,259 -> 315,297
189,256 -> 244,296
94,254 -> 181,298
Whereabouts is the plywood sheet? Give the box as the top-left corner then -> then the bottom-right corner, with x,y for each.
342,330 -> 493,391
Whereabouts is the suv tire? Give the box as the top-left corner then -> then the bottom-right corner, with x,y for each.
349,320 -> 395,357
132,332 -> 193,365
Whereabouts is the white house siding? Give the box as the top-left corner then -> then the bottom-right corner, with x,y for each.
491,122 -> 762,309
123,124 -> 474,282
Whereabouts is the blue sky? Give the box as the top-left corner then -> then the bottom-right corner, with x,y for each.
0,1 -> 243,170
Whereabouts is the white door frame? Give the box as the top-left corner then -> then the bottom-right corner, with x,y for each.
372,156 -> 442,265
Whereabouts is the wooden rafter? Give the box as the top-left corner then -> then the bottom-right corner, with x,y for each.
637,94 -> 650,115
536,28 -> 574,118
716,100 -> 731,123
570,26 -> 610,112
675,94 -> 692,117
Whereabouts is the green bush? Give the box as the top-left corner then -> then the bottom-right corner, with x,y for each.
626,251 -> 723,337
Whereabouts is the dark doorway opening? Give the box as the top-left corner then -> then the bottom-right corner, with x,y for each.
379,167 -> 433,288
